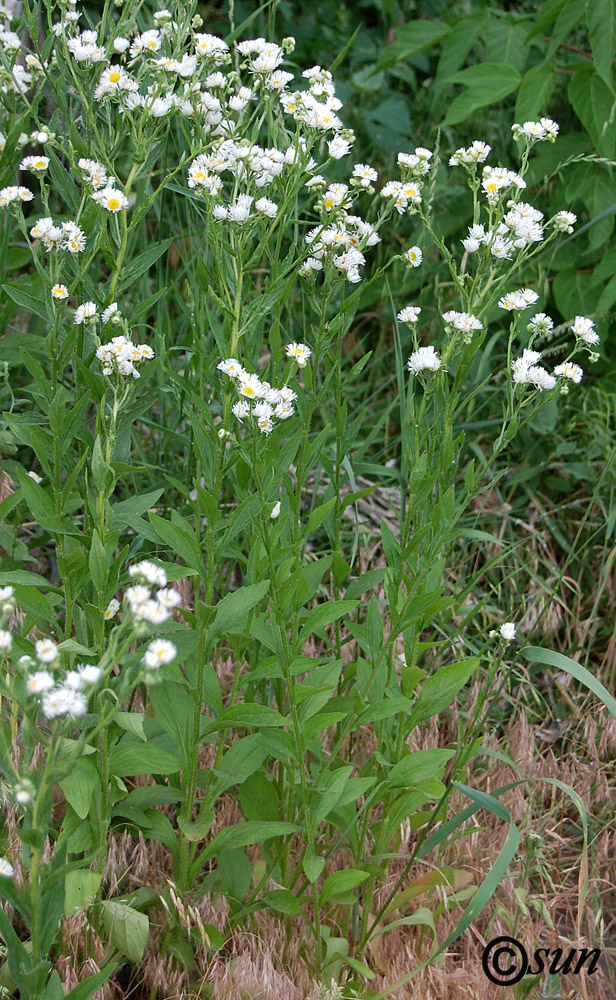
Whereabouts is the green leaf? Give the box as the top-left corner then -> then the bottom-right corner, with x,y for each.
211,580 -> 270,638
568,65 -> 616,156
199,821 -> 299,862
59,757 -> 100,820
149,681 -> 194,765
261,888 -> 301,915
64,870 -> 102,917
65,964 -> 117,1000
385,749 -> 455,788
434,15 -> 485,91
408,658 -> 479,728
586,0 -> 616,89
3,283 -> 51,323
148,512 -> 203,574
521,646 -> 616,720
374,21 -> 451,72
205,703 -> 288,732
303,843 -> 326,883
114,711 -> 147,742
116,239 -> 173,294
320,868 -> 369,903
443,63 -> 521,126
88,529 -> 108,597
110,740 -> 181,776
515,63 -> 558,123
100,901 -> 149,963
300,599 -> 358,639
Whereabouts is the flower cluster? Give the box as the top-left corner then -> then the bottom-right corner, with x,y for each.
96,335 -> 155,378
498,288 -> 540,312
16,631 -> 102,721
29,217 -> 86,253
218,358 -> 298,435
0,185 -> 34,208
511,119 -> 559,143
125,561 -> 182,636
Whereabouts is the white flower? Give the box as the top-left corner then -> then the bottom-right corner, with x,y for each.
143,639 -> 177,669
134,600 -> 170,625
0,587 -> 14,601
255,196 -> 277,218
407,346 -> 442,374
442,311 -> 483,334
552,211 -> 576,233
102,303 -> 121,324
285,342 -> 312,367
35,638 -> 58,663
228,193 -> 253,223
500,622 -> 516,641
156,587 -> 182,608
0,858 -> 14,878
449,141 -> 491,166
92,187 -> 129,212
498,289 -> 538,312
528,313 -> 553,335
42,685 -> 88,719
554,361 -> 583,383
271,501 -> 281,518
129,560 -> 167,587
113,37 -> 130,53
0,629 -> 12,651
125,585 -> 150,610
397,306 -> 421,325
78,664 -> 102,685
51,284 -> 69,300
232,400 -> 250,422
352,163 -> 378,187
328,136 -> 352,159
74,301 -> 97,325
404,246 -> 422,267
238,372 -> 263,398
526,366 -> 557,391
571,316 -> 599,346
218,358 -> 245,379
104,598 -> 120,620
27,470 -> 43,483
20,155 -> 49,173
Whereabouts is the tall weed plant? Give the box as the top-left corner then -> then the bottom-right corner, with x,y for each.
0,2 -> 613,998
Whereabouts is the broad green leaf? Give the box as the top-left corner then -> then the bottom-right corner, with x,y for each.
110,740 -> 181,776
64,871 -> 102,917
515,64 -> 558,123
374,21 -> 451,72
408,659 -> 479,728
434,15 -> 485,90
100,901 -> 149,963
205,703 -> 288,731
443,63 -> 521,126
149,681 -> 194,765
3,283 -> 51,323
261,888 -> 301,915
568,65 -> 616,156
586,0 -> 616,89
114,711 -> 147,742
148,512 -> 203,573
59,757 -> 99,819
211,580 -> 270,638
385,749 -> 455,788
199,821 -> 299,862
303,843 -> 326,883
300,599 -> 358,639
116,239 -> 173,294
320,868 -> 369,903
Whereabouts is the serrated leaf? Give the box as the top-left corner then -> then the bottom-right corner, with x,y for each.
374,21 -> 451,72
443,63 -> 521,126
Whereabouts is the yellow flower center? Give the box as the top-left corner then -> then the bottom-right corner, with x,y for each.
35,160 -> 47,169
243,386 -> 255,397
109,71 -> 121,83
107,198 -> 120,210
487,182 -> 498,193
324,198 -> 334,210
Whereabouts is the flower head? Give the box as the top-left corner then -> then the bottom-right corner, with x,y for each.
407,346 -> 442,375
